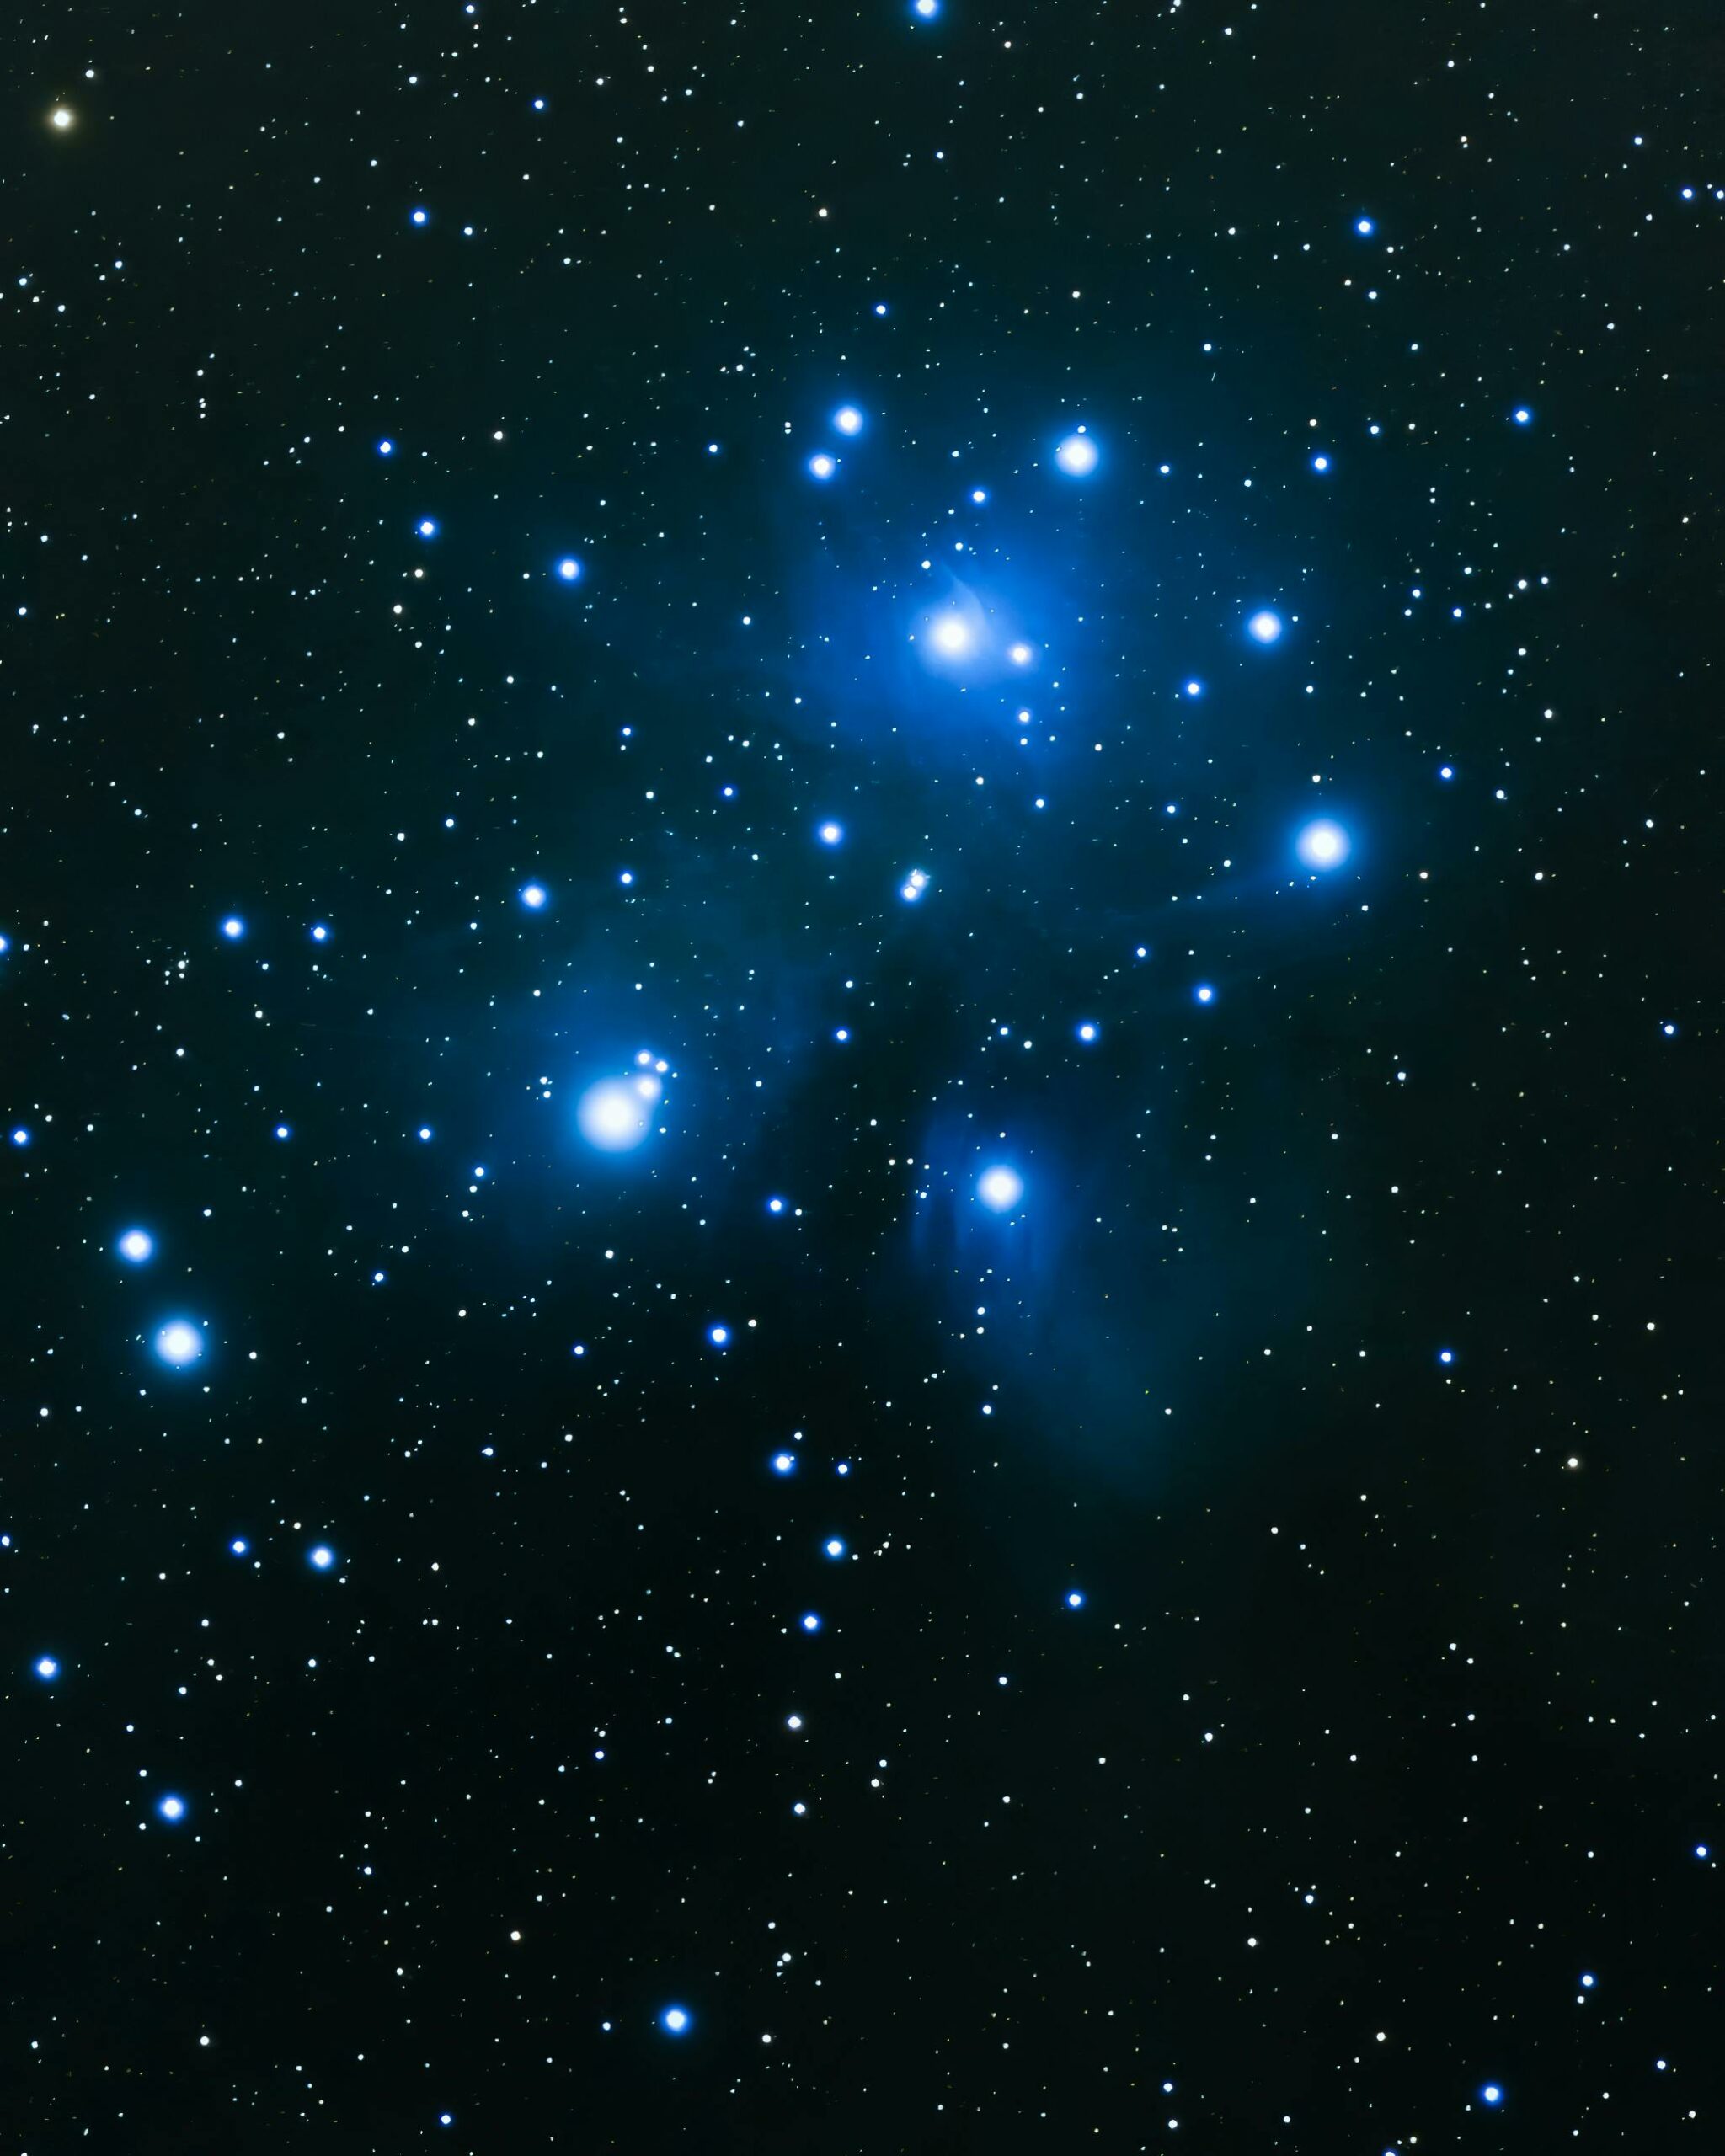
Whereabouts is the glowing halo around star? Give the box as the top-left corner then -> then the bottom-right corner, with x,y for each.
977,1165 -> 1024,1212
1054,430 -> 1100,477
117,1227 -> 156,1264
1247,610 -> 1284,644
832,405 -> 864,435
153,1320 -> 205,1369
576,1074 -> 660,1152
1295,819 -> 1350,870
808,452 -> 837,481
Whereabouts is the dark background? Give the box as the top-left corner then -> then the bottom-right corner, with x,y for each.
4,1 -> 1722,2148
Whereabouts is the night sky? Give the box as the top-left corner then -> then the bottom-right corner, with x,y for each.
8,3 -> 1722,2149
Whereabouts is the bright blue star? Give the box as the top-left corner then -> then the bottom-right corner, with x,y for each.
377,438 -> 393,456
708,1323 -> 730,1348
555,557 -> 581,582
1512,406 -> 1534,426
1183,679 -> 1204,697
817,819 -> 844,846
900,869 -> 930,903
1194,984 -> 1215,1005
1355,216 -> 1375,236
153,1320 -> 204,1368
1439,1348 -> 1455,1365
1065,1590 -> 1086,1609
409,208 -> 429,227
310,922 -> 330,942
808,452 -> 837,480
1696,1843 -> 1711,1860
220,915 -> 245,940
766,1196 -> 786,1214
1579,1972 -> 1596,1989
117,1228 -> 155,1264
978,1165 -> 1024,1212
772,1452 -> 798,1475
520,882 -> 548,910
307,1545 -> 335,1571
1295,819 -> 1350,870
1076,1021 -> 1099,1044
1311,452 -> 1331,473
913,0 -> 939,15
1054,430 -> 1100,476
416,517 -> 438,537
417,1125 -> 433,1142
576,1075 -> 657,1152
230,1538 -> 248,1556
824,1538 -> 846,1560
34,1655 -> 59,1680
274,1123 -> 291,1140
1439,763 -> 1455,780
158,1793 -> 188,1822
1479,2084 -> 1503,2108
970,487 -> 989,504
11,1126 -> 31,1147
661,2006 -> 692,2035
1247,610 -> 1283,644
800,1612 -> 822,1632
833,405 -> 864,435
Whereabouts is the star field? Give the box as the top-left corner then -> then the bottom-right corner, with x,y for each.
5,3 -> 1722,2151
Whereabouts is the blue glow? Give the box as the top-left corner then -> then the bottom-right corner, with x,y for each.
978,1165 -> 1024,1212
556,557 -> 582,582
1311,452 -> 1331,473
661,2006 -> 692,2035
808,452 -> 837,480
772,1452 -> 798,1475
275,1123 -> 291,1140
833,405 -> 864,435
1183,679 -> 1204,697
1194,984 -> 1215,1005
1247,610 -> 1283,644
1697,1843 -> 1711,1859
1054,430 -> 1100,477
1662,1021 -> 1678,1037
377,438 -> 393,456
708,1323 -> 731,1348
570,1342 -> 585,1356
1439,764 -> 1455,780
11,1126 -> 31,1147
836,1461 -> 851,1476
576,1075 -> 657,1152
900,868 -> 931,904
874,302 -> 889,315
767,1196 -> 786,1214
308,1545 -> 335,1571
817,819 -> 844,846
1438,1348 -> 1455,1365
34,1655 -> 59,1680
157,1793 -> 187,1822
1355,216 -> 1375,236
440,2116 -> 454,2128
220,915 -> 245,940
1512,406 -> 1534,426
520,882 -> 548,910
1065,1590 -> 1086,1609
1480,2084 -> 1503,2107
970,487 -> 988,504
153,1320 -> 204,1368
930,613 -> 972,657
409,207 -> 429,227
1076,1021 -> 1099,1044
310,922 -> 330,942
1295,819 -> 1350,870
117,1228 -> 155,1263
824,1537 -> 846,1559
1579,1972 -> 1596,1988
913,0 -> 939,15
416,517 -> 438,538
230,1538 -> 248,1556
800,1612 -> 822,1632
